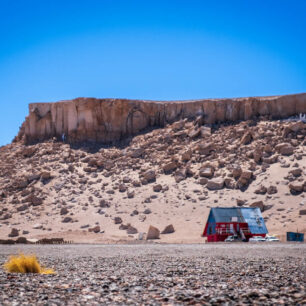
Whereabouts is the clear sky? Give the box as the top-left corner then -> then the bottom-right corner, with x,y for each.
0,0 -> 305,146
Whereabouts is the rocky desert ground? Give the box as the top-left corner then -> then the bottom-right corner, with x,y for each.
0,112 -> 305,243
0,244 -> 305,305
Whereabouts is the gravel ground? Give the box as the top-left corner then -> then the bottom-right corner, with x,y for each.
0,243 -> 305,305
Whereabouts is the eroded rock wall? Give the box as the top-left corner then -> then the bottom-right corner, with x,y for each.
18,93 -> 306,144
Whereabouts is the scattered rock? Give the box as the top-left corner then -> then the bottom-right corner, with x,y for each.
143,170 -> 156,183
250,201 -> 265,212
114,217 -> 123,224
241,131 -> 253,145
60,207 -> 68,215
207,178 -> 224,190
8,228 -> 19,237
62,216 -> 73,223
254,186 -> 267,195
126,225 -> 138,234
161,224 -> 175,234
146,225 -> 160,240
153,184 -> 162,192
163,162 -> 177,173
267,185 -> 278,194
89,225 -> 101,233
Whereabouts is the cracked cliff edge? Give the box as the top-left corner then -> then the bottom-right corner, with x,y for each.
15,93 -> 306,144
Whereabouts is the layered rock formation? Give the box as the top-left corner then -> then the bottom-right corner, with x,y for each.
17,93 -> 306,144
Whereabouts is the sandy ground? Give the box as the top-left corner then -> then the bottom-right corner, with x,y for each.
0,244 -> 305,305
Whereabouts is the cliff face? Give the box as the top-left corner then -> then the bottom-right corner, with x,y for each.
18,93 -> 306,144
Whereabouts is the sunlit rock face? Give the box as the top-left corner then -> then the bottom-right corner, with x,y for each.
17,93 -> 306,144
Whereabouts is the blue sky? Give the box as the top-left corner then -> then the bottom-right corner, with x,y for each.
0,0 -> 305,145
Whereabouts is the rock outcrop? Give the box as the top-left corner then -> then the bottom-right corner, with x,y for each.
17,93 -> 306,144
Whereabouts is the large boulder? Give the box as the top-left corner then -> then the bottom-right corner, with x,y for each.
8,228 -> 19,238
161,224 -> 175,234
275,143 -> 294,156
241,131 -> 253,145
146,225 -> 160,240
289,182 -> 305,193
250,201 -> 265,212
207,178 -> 224,190
163,162 -> 178,173
199,166 -> 214,178
126,225 -> 138,235
143,170 -> 156,183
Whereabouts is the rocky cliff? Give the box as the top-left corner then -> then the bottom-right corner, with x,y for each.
18,93 -> 306,144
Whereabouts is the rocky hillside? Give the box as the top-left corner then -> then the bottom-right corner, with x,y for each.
1,111 -> 305,242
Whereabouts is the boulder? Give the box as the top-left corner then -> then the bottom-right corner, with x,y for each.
62,216 -> 73,223
181,150 -> 192,162
254,185 -> 267,195
161,224 -> 175,234
299,209 -> 306,215
23,146 -> 36,157
224,178 -> 235,189
253,149 -> 262,163
289,182 -> 304,193
289,121 -> 305,132
114,217 -> 123,224
8,228 -> 19,237
127,190 -> 135,198
200,126 -> 211,137
267,185 -> 278,194
143,170 -> 156,183
146,225 -> 160,240
188,128 -> 201,138
143,208 -> 152,214
207,178 -> 224,190
199,177 -> 208,185
231,165 -> 242,179
16,237 -> 28,244
40,171 -> 51,181
275,143 -> 294,156
241,131 -> 252,145
17,204 -> 28,212
119,184 -> 127,192
250,200 -> 265,212
60,207 -> 68,215
24,194 -> 43,206
153,184 -> 162,192
89,225 -> 101,233
240,170 -> 253,180
163,162 -> 177,173
130,148 -> 144,158
263,144 -> 273,153
290,169 -> 302,177
197,143 -> 215,156
126,225 -> 138,234
199,166 -> 214,178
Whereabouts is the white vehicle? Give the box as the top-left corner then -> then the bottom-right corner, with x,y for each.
225,235 -> 236,242
249,236 -> 266,242
265,235 -> 280,242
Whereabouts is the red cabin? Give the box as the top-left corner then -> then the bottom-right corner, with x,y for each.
203,207 -> 268,242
